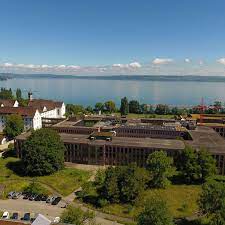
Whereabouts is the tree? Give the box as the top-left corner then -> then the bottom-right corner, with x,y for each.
86,106 -> 93,113
99,165 -> 149,204
198,149 -> 217,182
199,179 -> 225,215
137,197 -> 174,225
155,104 -> 170,115
146,151 -> 175,188
94,102 -> 104,112
16,88 -> 22,100
118,165 -> 149,203
177,146 -> 217,184
22,128 -> 65,176
66,104 -> 86,116
104,100 -> 116,113
61,205 -> 97,225
129,100 -> 141,114
3,114 -> 24,139
0,88 -> 13,99
120,97 -> 129,115
176,146 -> 201,183
100,166 -> 120,203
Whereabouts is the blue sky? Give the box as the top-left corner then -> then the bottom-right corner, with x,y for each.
1,0 -> 225,75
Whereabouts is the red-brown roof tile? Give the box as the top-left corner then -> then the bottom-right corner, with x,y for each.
0,100 -> 16,107
0,107 -> 38,117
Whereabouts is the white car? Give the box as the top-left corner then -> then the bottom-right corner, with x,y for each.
53,217 -> 60,223
2,211 -> 9,219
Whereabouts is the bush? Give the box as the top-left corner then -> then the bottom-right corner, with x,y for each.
24,180 -> 49,195
61,205 -> 97,225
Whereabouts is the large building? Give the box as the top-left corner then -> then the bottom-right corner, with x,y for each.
0,107 -> 42,131
0,93 -> 65,131
15,116 -> 225,175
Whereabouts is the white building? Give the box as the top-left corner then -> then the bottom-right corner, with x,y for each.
28,99 -> 65,119
0,107 -> 42,132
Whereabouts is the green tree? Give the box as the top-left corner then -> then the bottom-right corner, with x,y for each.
104,100 -> 116,113
137,197 -> 174,225
199,179 -> 225,215
66,104 -> 85,116
118,165 -> 149,203
61,205 -> 97,225
100,166 -> 120,203
0,88 -> 13,99
99,165 -> 149,204
176,146 -> 201,183
155,104 -> 170,115
198,149 -> 217,182
3,114 -> 24,139
94,102 -> 104,112
16,88 -> 22,100
146,151 -> 175,188
86,106 -> 93,113
120,97 -> 129,115
177,146 -> 217,184
129,100 -> 141,114
22,128 -> 65,176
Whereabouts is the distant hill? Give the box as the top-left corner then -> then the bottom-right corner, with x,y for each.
6,73 -> 225,82
0,73 -> 13,81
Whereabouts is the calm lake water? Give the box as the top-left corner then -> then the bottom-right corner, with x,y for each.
1,77 -> 225,106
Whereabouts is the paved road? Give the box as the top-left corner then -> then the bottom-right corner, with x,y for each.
0,198 -> 122,225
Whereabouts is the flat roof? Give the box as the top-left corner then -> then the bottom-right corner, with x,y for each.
185,126 -> 225,154
17,132 -> 185,150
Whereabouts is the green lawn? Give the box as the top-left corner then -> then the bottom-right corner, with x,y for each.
81,185 -> 201,220
0,157 -> 91,198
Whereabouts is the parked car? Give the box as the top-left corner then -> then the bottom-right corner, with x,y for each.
23,213 -> 30,221
29,194 -> 37,201
41,195 -> 48,201
23,193 -> 31,199
53,217 -> 60,223
46,196 -> 56,203
7,191 -> 15,199
12,192 -> 21,199
52,197 -> 62,205
2,211 -> 9,219
12,212 -> 19,220
61,203 -> 68,208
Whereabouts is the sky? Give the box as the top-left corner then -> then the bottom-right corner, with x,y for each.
1,0 -> 225,75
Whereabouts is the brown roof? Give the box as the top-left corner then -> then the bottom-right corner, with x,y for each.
0,107 -> 38,117
0,220 -> 30,225
0,100 -> 16,107
28,99 -> 63,112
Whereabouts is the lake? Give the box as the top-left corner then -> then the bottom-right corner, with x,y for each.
1,77 -> 225,106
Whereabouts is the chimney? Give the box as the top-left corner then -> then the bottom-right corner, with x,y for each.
28,91 -> 33,101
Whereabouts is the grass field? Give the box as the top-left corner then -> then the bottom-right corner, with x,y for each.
82,184 -> 201,220
0,157 -> 91,198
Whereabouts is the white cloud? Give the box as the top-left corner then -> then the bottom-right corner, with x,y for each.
67,65 -> 81,70
57,65 -> 66,69
184,58 -> 191,63
129,62 -> 142,68
199,60 -> 204,65
3,62 -> 13,67
112,62 -> 141,69
152,58 -> 173,65
217,58 -> 225,65
41,64 -> 52,69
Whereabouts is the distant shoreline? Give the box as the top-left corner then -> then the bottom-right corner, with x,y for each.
4,74 -> 225,82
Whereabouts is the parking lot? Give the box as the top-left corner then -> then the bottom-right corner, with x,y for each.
0,198 -> 63,221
